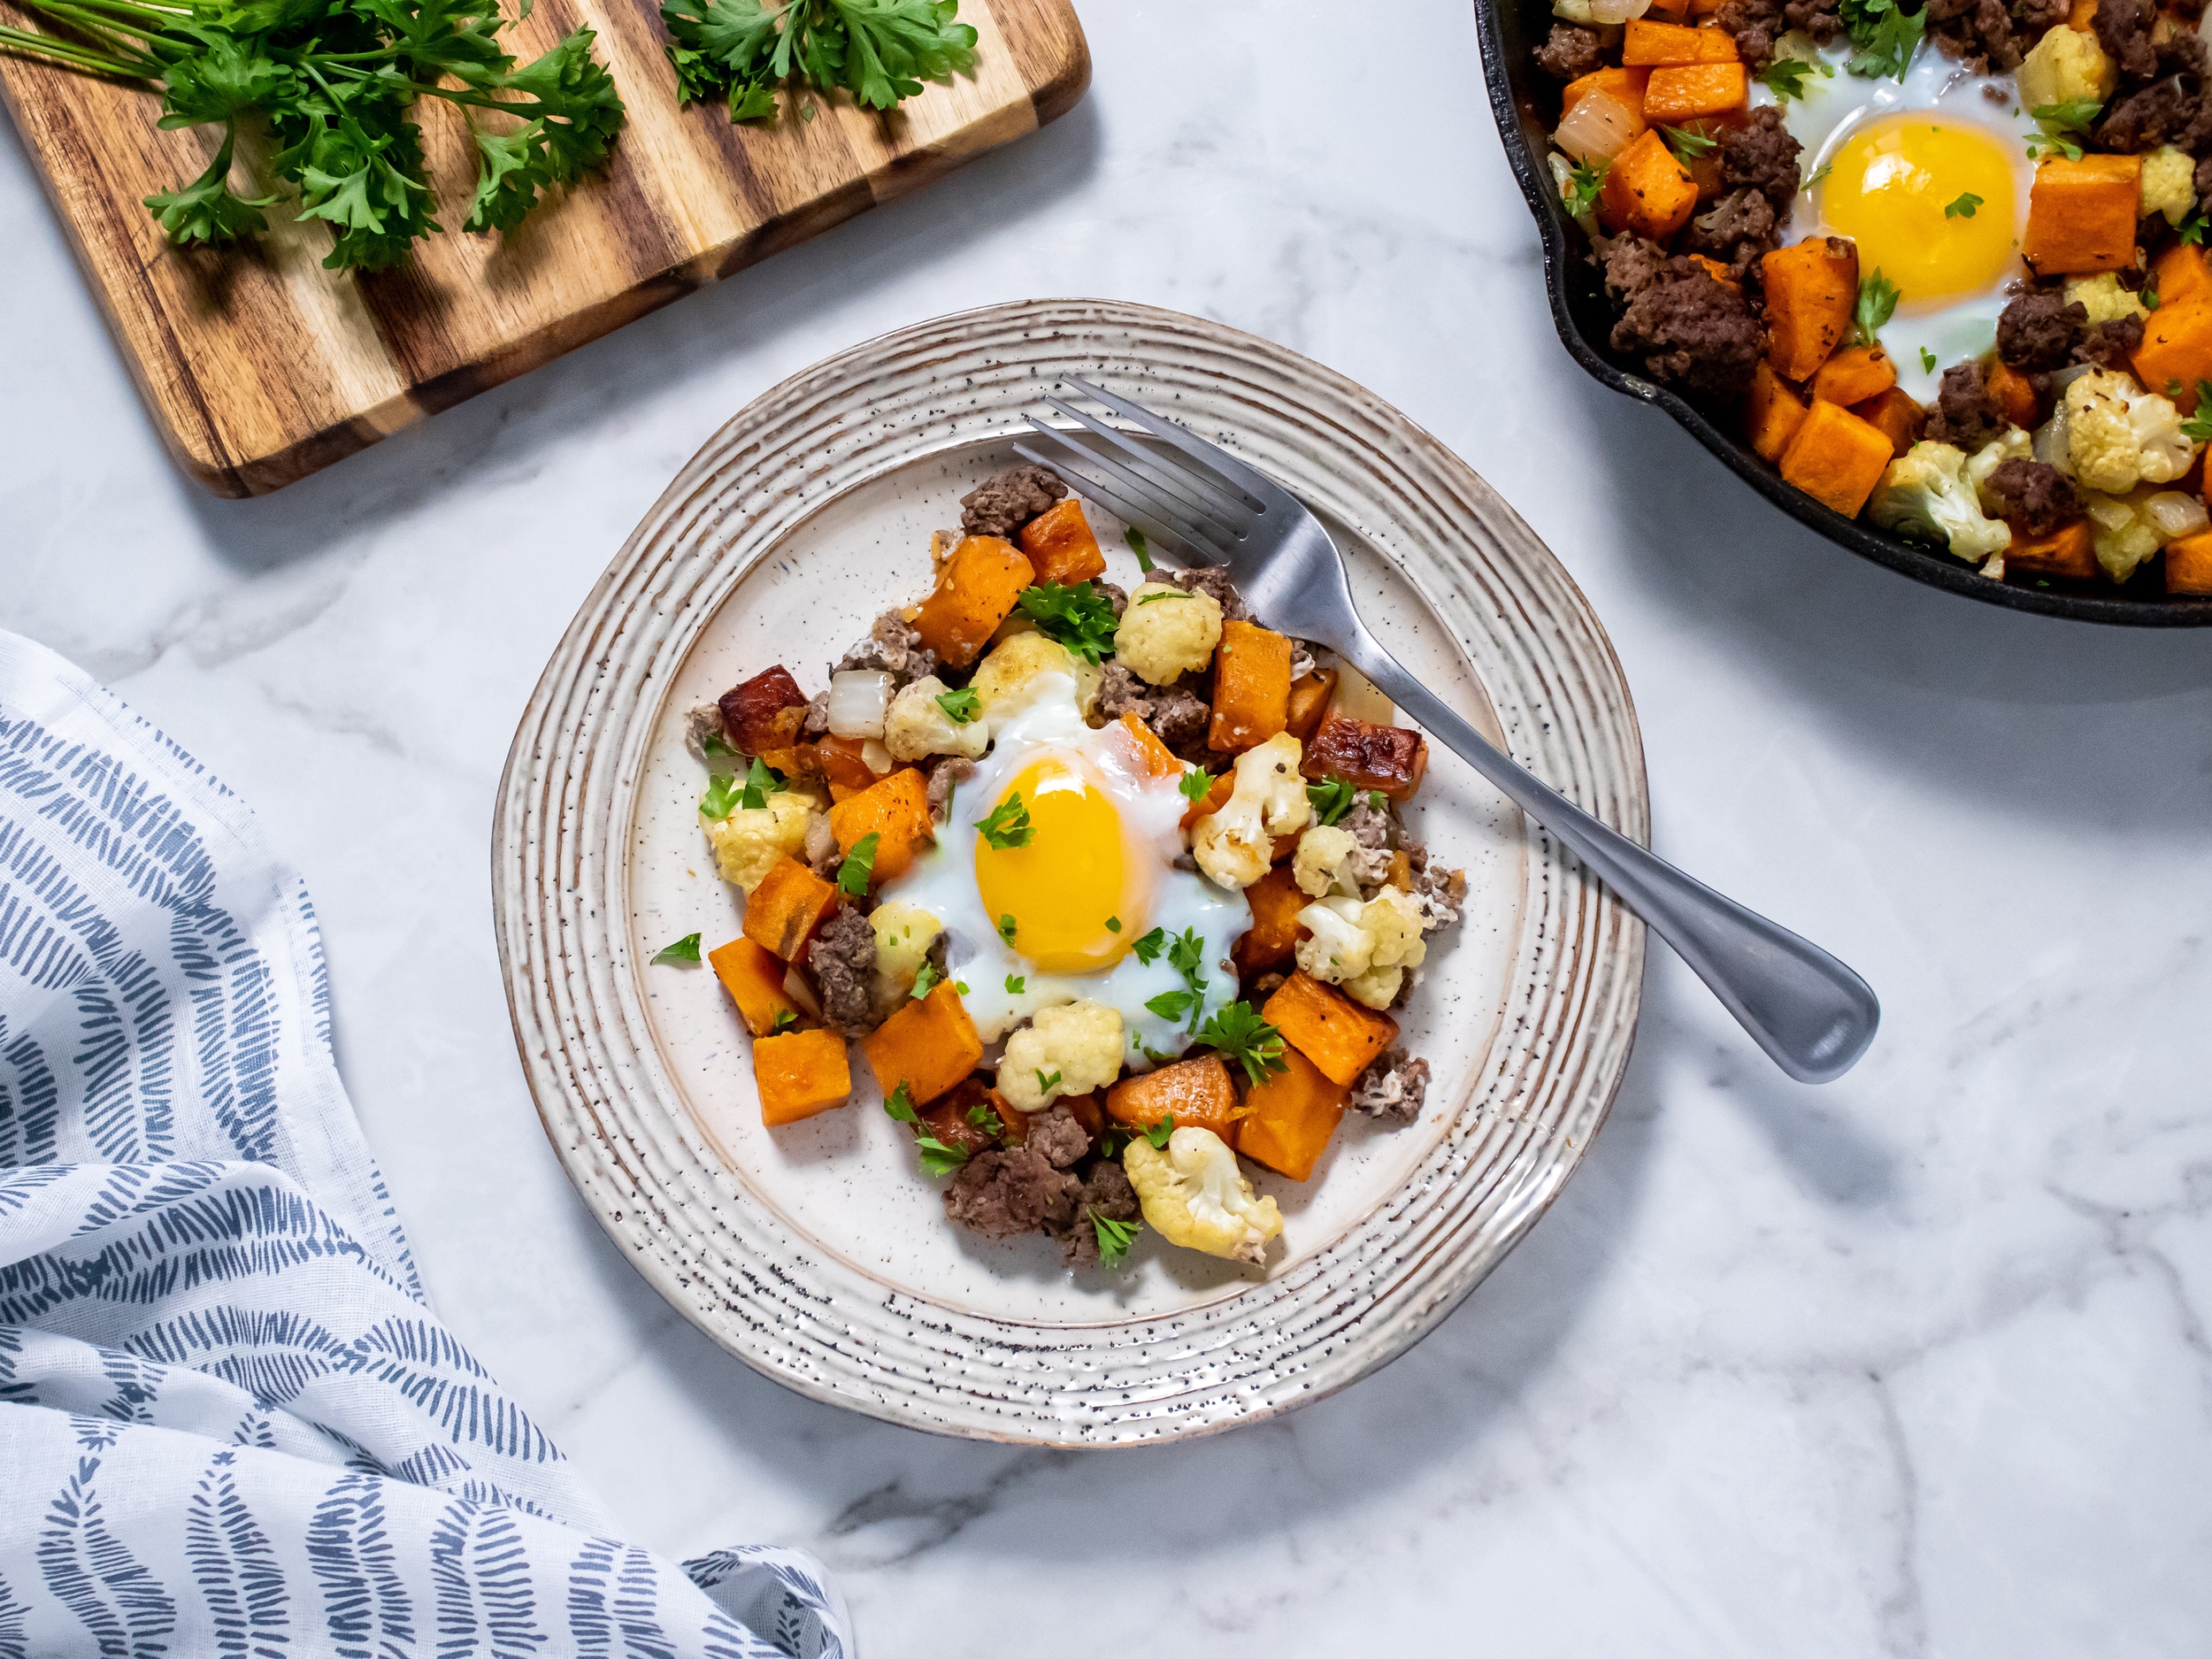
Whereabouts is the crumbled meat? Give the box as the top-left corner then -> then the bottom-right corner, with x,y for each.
2075,314 -> 2147,369
835,611 -> 937,682
2197,154 -> 2212,202
1096,580 -> 1129,618
1609,263 -> 1765,402
1170,565 -> 1251,621
1150,687 -> 1212,755
803,810 -> 841,878
1683,188 -> 1779,262
685,703 -> 728,764
805,906 -> 879,1035
1717,0 -> 1841,66
1248,970 -> 1287,1000
1924,361 -> 2010,449
2159,23 -> 2209,77
1535,20 -> 1605,78
960,464 -> 1067,539
1348,1050 -> 1431,1123
1054,1160 -> 1141,1267
943,1146 -> 1080,1239
925,755 -> 976,823
1997,290 -> 2086,371
1923,0 -> 2065,73
1407,860 -> 1467,931
1596,234 -> 1671,303
1094,661 -> 1149,723
2093,80 -> 2212,154
1025,1106 -> 1092,1170
1341,798 -> 1397,852
2094,0 -> 2160,81
1719,109 -> 1802,202
1982,458 -> 2083,534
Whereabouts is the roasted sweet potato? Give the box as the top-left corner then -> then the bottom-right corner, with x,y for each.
1779,398 -> 1896,518
1744,360 -> 1809,463
710,936 -> 803,1036
742,857 -> 839,962
1762,237 -> 1857,381
2131,297 -> 2212,411
1561,65 -> 1651,117
909,535 -> 1035,668
918,1079 -> 1004,1156
2068,0 -> 2097,24
1985,359 -> 2045,428
1107,711 -> 1183,780
826,766 -> 934,885
1687,252 -> 1742,291
1811,345 -> 1897,406
1017,497 -> 1106,587
1263,973 -> 1398,1088
1105,1054 -> 1240,1141
1233,864 -> 1307,977
1208,619 -> 1294,753
1234,1048 -> 1349,1182
1852,387 -> 1926,457
2164,528 -> 2212,593
798,733 -> 878,802
2153,241 -> 2212,311
1641,62 -> 1746,123
862,981 -> 984,1106
2005,519 -> 2098,580
1180,768 -> 1233,832
1301,711 -> 1429,802
719,666 -> 808,757
1285,669 -> 1339,742
754,1028 -> 851,1127
1598,128 -> 1699,241
2024,155 -> 2141,276
1622,17 -> 1739,61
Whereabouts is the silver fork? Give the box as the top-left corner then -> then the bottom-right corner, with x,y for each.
1017,377 -> 1879,1084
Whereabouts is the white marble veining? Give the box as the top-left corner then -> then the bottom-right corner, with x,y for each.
6,1 -> 2210,1651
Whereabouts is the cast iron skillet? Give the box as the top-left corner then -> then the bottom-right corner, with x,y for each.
1475,0 -> 2212,626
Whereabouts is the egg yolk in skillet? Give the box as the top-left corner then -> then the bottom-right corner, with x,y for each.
1819,113 -> 2019,301
973,759 -> 1148,974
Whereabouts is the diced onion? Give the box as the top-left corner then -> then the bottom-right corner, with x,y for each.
826,671 -> 892,740
1555,0 -> 1649,23
861,738 -> 895,775
2146,490 -> 2208,541
1554,91 -> 1641,165
2032,409 -> 2070,472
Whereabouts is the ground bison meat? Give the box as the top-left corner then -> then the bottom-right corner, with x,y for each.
1720,108 -> 1802,201
1169,565 -> 1251,620
924,756 -> 976,823
1998,290 -> 2086,370
1924,0 -> 2063,73
1341,797 -> 1397,852
835,611 -> 936,681
943,1146 -> 1080,1239
1095,580 -> 1129,618
2076,314 -> 2147,369
1095,663 -> 1210,753
2094,0 -> 2161,81
1683,188 -> 1779,262
1025,1106 -> 1092,1169
1535,21 -> 1604,78
1596,234 -> 1671,303
1717,0 -> 1841,65
1924,362 -> 2010,449
2093,80 -> 2212,153
1609,264 -> 1765,401
1982,458 -> 2082,534
1348,1050 -> 1431,1123
960,464 -> 1066,539
805,906 -> 879,1035
1054,1159 -> 1141,1267
1094,661 -> 1149,723
2196,154 -> 2212,200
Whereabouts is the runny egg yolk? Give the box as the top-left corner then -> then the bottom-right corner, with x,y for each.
972,758 -> 1148,975
1819,113 -> 2019,303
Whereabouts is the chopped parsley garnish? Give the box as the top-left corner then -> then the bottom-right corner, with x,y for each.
1195,1001 -> 1289,1088
2183,211 -> 2208,247
1920,347 -> 1938,373
1143,1115 -> 1176,1149
1145,988 -> 1199,1024
738,756 -> 780,810
1090,1211 -> 1141,1268
974,794 -> 1034,849
915,1135 -> 971,1177
1841,0 -> 1924,81
1143,926 -> 1211,1034
701,731 -> 740,761
1801,163 -> 1832,193
2143,281 -> 2161,311
1563,156 -> 1609,219
1136,589 -> 1193,604
699,769 -> 746,818
1944,191 -> 1982,219
935,686 -> 982,725
1306,774 -> 1356,826
2026,97 -> 2100,162
1106,915 -> 1122,933
911,959 -> 943,1000
1126,526 -> 1156,572
1179,768 -> 1217,803
1854,270 -> 1900,347
1035,1069 -> 1062,1096
1016,581 -> 1121,664
836,831 -> 879,898
771,1008 -> 799,1033
652,933 -> 703,965
1131,926 -> 1168,964
1659,123 -> 1718,167
966,1098 -> 1004,1136
998,913 -> 1018,943
1757,54 -> 1832,100
883,1083 -> 919,1124
1005,972 -> 1025,994
2181,385 -> 2212,442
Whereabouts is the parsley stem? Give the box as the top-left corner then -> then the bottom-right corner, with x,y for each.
0,23 -> 139,73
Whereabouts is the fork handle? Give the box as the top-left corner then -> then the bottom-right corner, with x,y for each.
1337,633 -> 1879,1084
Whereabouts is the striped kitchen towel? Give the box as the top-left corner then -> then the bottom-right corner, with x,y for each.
0,629 -> 850,1658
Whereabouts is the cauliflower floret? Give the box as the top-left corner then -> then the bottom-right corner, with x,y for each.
2064,273 -> 2149,326
969,633 -> 1101,723
2142,145 -> 2196,227
1123,1125 -> 1284,1265
704,791 -> 817,893
882,673 -> 991,764
2016,19 -> 2116,111
868,900 -> 942,1010
1192,733 -> 1310,889
997,999 -> 1125,1111
1296,895 -> 1373,981
1112,580 -> 1224,686
1867,441 -> 2012,568
2079,484 -> 2212,582
1291,825 -> 1361,898
1293,887 -> 1429,1009
2064,370 -> 2197,493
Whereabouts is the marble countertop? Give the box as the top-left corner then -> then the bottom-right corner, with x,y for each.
7,1 -> 2210,1651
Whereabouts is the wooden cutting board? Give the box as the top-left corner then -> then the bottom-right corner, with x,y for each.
0,0 -> 1086,495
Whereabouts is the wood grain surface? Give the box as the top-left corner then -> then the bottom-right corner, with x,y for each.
0,0 -> 1087,495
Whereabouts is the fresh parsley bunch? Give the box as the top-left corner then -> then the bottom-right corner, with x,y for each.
1840,0 -> 1924,81
660,0 -> 976,124
0,0 -> 624,267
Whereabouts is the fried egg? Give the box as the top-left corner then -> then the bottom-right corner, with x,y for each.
1768,39 -> 2040,401
880,672 -> 1250,1064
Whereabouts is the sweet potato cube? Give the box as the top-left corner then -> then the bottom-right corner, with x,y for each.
1985,360 -> 2045,429
2068,0 -> 2097,24
1263,973 -> 1397,1088
909,535 -> 1035,668
1233,864 -> 1308,977
1562,65 -> 1651,117
2153,241 -> 2212,312
862,981 -> 984,1106
1622,17 -> 1739,62
1687,253 -> 1741,291
1645,0 -> 1689,20
719,666 -> 809,757
1018,497 -> 1106,587
2164,529 -> 2212,594
1180,768 -> 1233,832
1811,345 -> 1897,406
1779,398 -> 1896,518
1744,360 -> 1809,464
1641,62 -> 1746,123
1285,669 -> 1339,742
1301,711 -> 1429,802
755,1028 -> 851,1127
2005,519 -> 2098,580
2131,297 -> 2212,411
918,1077 -> 1006,1157
1208,619 -> 1294,753
826,766 -> 934,886
1105,1054 -> 1240,1141
1598,129 -> 1699,241
1763,237 -> 1857,381
1851,387 -> 1926,457
742,857 -> 839,962
2024,155 -> 2141,276
1234,1048 -> 1350,1182
710,936 -> 802,1036
1107,711 -> 1183,780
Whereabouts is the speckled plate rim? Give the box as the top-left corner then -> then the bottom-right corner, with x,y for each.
492,297 -> 1650,1446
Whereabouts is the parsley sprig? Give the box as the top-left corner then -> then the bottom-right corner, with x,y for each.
1016,581 -> 1121,664
2180,384 -> 2212,443
883,1082 -> 970,1176
836,832 -> 879,897
1757,54 -> 1832,101
1944,191 -> 1982,219
935,686 -> 982,725
661,0 -> 977,125
1089,1211 -> 1141,1268
1854,270 -> 1900,348
2026,98 -> 2101,162
1659,123 -> 1718,167
652,933 -> 703,965
1141,926 -> 1211,1033
1841,0 -> 1924,81
1179,768 -> 1217,803
1195,1002 -> 1289,1089
974,794 -> 1034,849
1563,156 -> 1608,220
1306,775 -> 1357,826
702,757 -> 779,818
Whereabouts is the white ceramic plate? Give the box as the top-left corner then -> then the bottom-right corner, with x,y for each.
494,298 -> 1647,1445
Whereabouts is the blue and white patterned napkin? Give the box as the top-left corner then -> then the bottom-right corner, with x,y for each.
0,629 -> 849,1659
